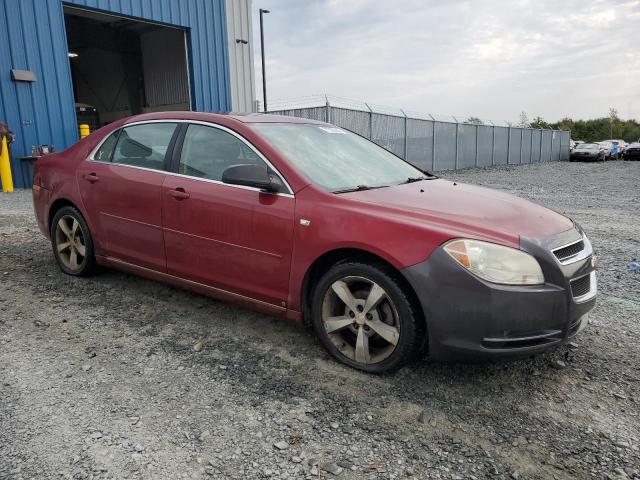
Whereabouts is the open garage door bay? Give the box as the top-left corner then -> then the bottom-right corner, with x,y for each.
64,6 -> 191,129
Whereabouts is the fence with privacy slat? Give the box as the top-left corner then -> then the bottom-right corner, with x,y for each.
269,104 -> 570,172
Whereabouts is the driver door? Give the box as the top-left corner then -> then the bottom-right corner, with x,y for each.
162,123 -> 295,307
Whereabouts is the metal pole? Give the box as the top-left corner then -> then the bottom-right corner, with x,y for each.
259,9 -> 270,112
325,95 -> 331,124
474,124 -> 479,167
490,121 -> 495,166
365,103 -> 373,140
400,109 -> 408,160
519,128 -> 523,164
430,115 -> 436,171
540,129 -> 543,162
452,116 -> 459,170
529,128 -> 533,163
506,125 -> 511,165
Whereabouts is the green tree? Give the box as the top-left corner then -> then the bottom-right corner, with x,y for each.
529,116 -> 551,129
465,117 -> 483,125
548,114 -> 640,143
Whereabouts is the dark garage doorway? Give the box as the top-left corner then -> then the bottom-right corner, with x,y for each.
64,6 -> 191,131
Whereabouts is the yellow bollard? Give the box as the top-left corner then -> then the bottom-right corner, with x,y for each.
0,136 -> 14,193
79,123 -> 90,139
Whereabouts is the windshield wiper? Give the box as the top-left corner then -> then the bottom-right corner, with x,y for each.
403,172 -> 437,184
404,176 -> 427,184
332,184 -> 387,194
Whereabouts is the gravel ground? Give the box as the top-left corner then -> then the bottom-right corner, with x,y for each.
0,160 -> 639,480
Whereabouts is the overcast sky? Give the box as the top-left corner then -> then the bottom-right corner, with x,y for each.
251,0 -> 640,123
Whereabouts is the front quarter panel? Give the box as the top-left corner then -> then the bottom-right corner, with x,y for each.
288,186 -> 465,312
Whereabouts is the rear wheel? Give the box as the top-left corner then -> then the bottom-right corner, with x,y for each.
311,261 -> 425,373
51,206 -> 97,276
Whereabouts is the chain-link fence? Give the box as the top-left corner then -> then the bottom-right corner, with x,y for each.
269,100 -> 570,171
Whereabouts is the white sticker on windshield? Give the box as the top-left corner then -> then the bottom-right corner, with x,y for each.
318,126 -> 346,134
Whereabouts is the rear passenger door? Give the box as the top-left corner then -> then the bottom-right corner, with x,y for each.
77,122 -> 178,271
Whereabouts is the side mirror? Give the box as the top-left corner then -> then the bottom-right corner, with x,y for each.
221,164 -> 276,192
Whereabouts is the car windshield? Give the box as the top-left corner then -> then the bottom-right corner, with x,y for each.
580,144 -> 599,149
250,123 -> 427,192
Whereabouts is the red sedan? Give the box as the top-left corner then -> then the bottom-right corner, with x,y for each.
32,112 -> 596,373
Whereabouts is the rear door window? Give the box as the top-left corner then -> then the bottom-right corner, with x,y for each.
112,123 -> 177,170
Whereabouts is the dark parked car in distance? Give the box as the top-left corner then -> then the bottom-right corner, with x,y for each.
624,142 -> 640,160
32,112 -> 597,373
570,143 -> 605,162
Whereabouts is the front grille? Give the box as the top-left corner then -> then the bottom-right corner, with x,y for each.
553,240 -> 584,262
570,274 -> 591,298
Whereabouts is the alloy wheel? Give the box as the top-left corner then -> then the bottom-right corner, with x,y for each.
54,215 -> 87,271
321,276 -> 400,365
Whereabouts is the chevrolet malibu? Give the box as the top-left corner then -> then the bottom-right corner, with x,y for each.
32,112 -> 597,373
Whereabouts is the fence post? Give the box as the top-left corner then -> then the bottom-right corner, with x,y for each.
325,95 -> 331,124
506,124 -> 511,164
429,114 -> 436,171
365,103 -> 373,140
529,129 -> 532,163
400,109 -> 408,160
519,128 -> 523,164
490,121 -> 495,166
540,129 -> 543,162
453,116 -> 459,170
550,131 -> 554,161
474,124 -> 479,167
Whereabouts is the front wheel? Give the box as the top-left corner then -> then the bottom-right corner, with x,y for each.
311,261 -> 425,373
51,206 -> 98,276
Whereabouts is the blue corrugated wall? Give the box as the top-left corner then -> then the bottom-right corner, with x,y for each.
0,0 -> 232,188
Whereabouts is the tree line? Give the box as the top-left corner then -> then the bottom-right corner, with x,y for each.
466,109 -> 640,143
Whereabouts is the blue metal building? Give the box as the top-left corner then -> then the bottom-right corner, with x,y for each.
0,0 -> 256,188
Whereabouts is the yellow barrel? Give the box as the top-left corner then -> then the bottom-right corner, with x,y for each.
0,136 -> 14,193
79,123 -> 90,139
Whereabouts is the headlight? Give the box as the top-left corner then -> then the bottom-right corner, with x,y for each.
443,239 -> 544,285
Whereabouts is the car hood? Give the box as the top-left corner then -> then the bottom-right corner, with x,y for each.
341,179 -> 574,244
573,148 -> 599,153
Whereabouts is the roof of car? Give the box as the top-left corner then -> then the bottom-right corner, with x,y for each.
121,111 -> 327,126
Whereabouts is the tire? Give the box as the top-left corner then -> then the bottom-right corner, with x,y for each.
50,206 -> 98,276
311,261 -> 425,373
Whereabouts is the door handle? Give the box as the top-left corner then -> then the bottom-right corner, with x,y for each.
83,173 -> 99,183
169,188 -> 190,200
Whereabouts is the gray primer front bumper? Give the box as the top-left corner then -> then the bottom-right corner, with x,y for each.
401,229 -> 596,360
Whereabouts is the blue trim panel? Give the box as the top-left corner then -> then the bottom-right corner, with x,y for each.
0,0 -> 232,188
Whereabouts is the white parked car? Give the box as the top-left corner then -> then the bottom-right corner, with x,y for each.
601,139 -> 627,155
597,141 -> 616,159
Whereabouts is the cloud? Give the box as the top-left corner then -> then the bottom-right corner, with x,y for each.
252,0 -> 640,122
